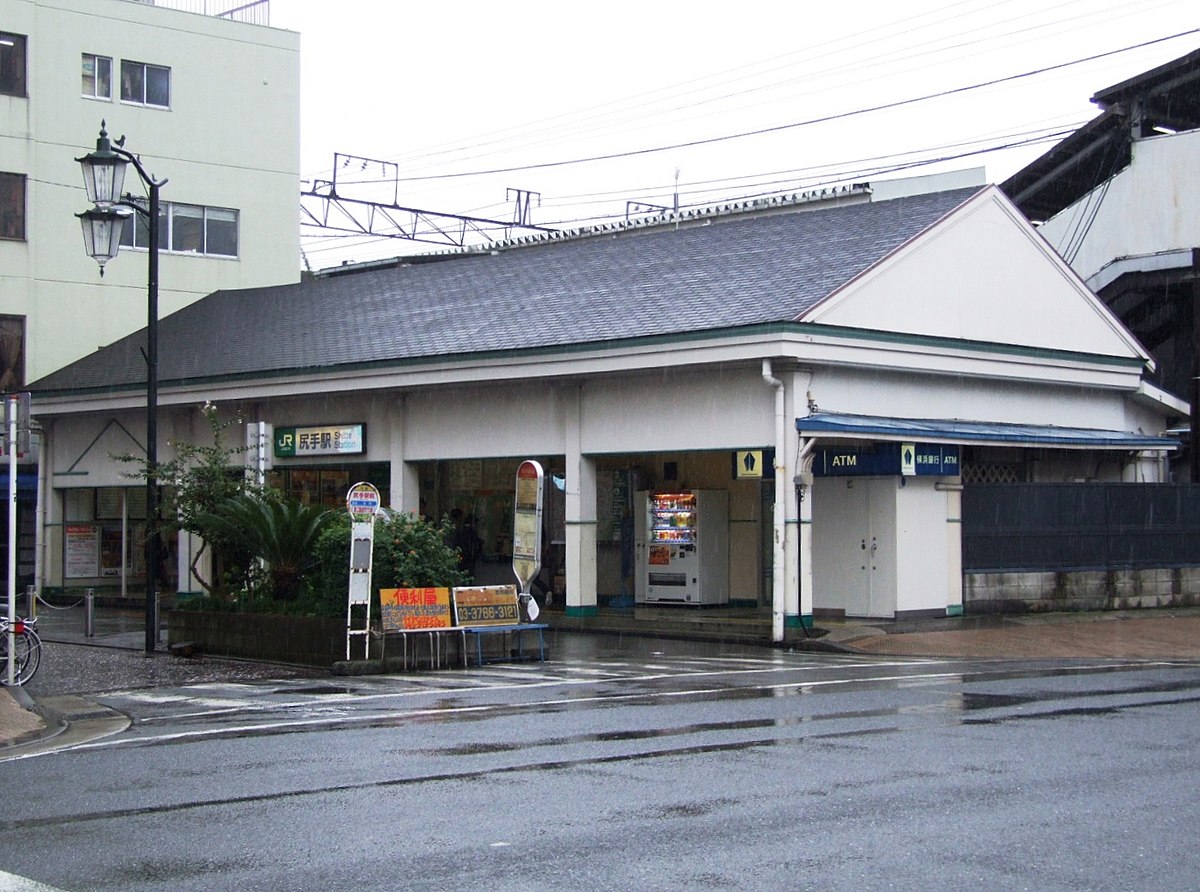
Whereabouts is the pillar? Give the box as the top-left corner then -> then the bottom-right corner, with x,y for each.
564,385 -> 597,616
388,397 -> 419,514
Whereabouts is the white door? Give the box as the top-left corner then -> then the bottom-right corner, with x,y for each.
859,478 -> 897,618
813,477 -> 898,618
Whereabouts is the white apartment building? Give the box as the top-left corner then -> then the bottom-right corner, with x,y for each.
1,0 -> 300,386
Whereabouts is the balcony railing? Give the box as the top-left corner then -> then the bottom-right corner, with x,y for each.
126,0 -> 271,26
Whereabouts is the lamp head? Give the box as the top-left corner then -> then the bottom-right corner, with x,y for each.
76,120 -> 128,207
76,205 -> 130,276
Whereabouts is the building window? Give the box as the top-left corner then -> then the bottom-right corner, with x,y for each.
82,53 -> 113,100
0,32 -> 27,97
120,60 -> 170,108
0,316 -> 24,391
0,172 -> 25,241
120,202 -> 238,258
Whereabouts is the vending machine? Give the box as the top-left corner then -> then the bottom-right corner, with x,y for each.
634,490 -> 729,605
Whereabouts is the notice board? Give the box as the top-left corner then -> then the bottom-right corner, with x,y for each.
453,585 -> 520,626
379,587 -> 452,631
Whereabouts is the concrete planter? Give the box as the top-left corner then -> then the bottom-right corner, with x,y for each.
167,610 -> 344,666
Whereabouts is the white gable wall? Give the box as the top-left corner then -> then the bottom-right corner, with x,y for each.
805,188 -> 1148,362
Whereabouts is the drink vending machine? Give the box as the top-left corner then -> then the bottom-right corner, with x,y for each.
634,490 -> 729,605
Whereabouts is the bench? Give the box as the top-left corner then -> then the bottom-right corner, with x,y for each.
451,585 -> 546,667
459,622 -> 548,666
378,585 -> 548,669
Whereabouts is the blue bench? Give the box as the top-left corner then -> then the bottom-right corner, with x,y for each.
459,622 -> 549,666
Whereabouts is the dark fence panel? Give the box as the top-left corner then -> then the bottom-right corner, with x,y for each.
962,483 -> 1200,572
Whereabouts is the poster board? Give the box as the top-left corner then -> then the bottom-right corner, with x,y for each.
65,524 -> 100,578
453,585 -> 520,626
380,587 -> 453,631
512,460 -> 544,592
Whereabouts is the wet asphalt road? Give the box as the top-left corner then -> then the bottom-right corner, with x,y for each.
3,636 -> 1200,891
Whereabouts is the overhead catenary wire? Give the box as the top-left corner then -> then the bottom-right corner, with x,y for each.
298,10 -> 1198,263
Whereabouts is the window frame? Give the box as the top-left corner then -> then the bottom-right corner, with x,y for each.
119,59 -> 171,109
82,53 -> 113,101
120,201 -> 239,259
0,31 -> 27,98
0,171 -> 27,241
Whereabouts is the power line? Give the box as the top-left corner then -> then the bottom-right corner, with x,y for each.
379,28 -> 1198,184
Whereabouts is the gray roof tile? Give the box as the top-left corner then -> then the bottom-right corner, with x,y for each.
32,187 -> 980,395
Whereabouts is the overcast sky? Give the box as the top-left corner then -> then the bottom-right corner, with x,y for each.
268,0 -> 1198,270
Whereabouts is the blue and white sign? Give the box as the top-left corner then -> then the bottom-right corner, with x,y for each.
346,481 -> 381,520
813,443 -> 960,478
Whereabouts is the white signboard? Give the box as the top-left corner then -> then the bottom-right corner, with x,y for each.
512,460 -> 544,621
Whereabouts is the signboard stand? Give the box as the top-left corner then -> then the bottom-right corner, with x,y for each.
345,482 -> 381,660
512,460 -> 544,622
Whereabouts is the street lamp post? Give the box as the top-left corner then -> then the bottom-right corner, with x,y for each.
76,121 -> 168,654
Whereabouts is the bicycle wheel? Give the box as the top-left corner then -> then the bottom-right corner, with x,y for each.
1,626 -> 40,685
14,628 -> 41,684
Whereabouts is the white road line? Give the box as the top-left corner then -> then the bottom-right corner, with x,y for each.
0,870 -> 73,892
26,667 -> 1027,755
126,658 -> 946,724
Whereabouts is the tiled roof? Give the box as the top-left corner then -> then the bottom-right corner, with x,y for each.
31,186 -> 981,395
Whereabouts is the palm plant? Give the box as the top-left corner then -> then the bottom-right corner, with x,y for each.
200,493 -> 336,601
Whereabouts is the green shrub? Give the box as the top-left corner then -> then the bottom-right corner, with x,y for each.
310,511 -> 470,616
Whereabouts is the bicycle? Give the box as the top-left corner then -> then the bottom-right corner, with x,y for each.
0,615 -> 41,686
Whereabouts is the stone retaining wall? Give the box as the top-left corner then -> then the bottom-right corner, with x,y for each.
964,568 -> 1200,614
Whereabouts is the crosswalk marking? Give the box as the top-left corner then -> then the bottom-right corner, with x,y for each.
0,870 -> 73,892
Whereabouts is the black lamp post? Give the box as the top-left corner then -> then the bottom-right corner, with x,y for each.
76,121 -> 168,654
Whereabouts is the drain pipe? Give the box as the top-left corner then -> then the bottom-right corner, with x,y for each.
762,359 -> 787,643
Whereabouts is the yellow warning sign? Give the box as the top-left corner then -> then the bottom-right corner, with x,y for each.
735,450 -> 764,479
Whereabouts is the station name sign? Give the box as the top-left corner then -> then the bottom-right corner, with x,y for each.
274,423 -> 365,458
813,442 -> 960,478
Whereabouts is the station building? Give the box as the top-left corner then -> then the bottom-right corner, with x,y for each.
29,171 -> 1180,641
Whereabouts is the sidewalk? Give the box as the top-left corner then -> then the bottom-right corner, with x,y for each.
817,607 -> 1200,660
1,604 -> 323,756
5,605 -> 1200,754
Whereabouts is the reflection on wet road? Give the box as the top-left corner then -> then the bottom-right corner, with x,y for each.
4,638 -> 1200,891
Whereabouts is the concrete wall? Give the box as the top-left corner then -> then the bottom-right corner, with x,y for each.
1036,130 -> 1200,282
965,568 -> 1200,614
0,0 -> 300,382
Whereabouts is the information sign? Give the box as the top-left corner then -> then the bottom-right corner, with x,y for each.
380,587 -> 453,631
275,423 -> 365,458
65,524 -> 100,578
512,461 -> 544,617
346,482 -> 381,520
453,585 -> 521,626
813,443 -> 961,477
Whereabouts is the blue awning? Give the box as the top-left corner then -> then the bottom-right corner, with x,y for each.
0,472 -> 39,493
796,413 -> 1179,451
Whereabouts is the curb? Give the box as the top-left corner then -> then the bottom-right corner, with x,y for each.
0,687 -> 67,752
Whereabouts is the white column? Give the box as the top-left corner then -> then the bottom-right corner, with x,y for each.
388,398 -> 420,514
564,385 -> 597,615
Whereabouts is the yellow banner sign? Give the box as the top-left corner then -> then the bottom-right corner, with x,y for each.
380,587 -> 452,631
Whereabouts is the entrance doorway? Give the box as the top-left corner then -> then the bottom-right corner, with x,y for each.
815,477 -> 897,618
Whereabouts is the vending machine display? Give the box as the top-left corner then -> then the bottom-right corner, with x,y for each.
634,490 -> 729,605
